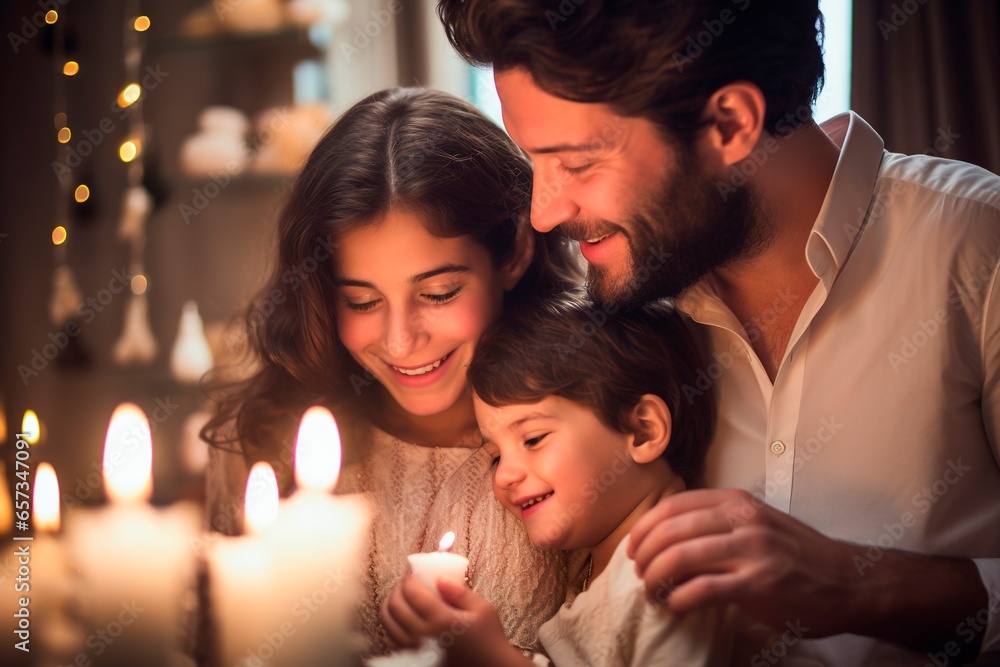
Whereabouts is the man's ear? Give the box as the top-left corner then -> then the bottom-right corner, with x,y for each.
699,81 -> 767,168
626,394 -> 672,464
501,218 -> 536,291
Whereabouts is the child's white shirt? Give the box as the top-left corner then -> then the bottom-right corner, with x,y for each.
533,535 -> 733,667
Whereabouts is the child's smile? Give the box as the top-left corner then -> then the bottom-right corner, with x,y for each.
515,491 -> 554,519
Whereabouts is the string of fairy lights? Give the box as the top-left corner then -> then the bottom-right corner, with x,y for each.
45,6 -> 87,373
117,4 -> 153,302
47,5 -> 156,362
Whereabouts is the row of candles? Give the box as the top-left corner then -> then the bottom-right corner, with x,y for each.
6,403 -> 469,666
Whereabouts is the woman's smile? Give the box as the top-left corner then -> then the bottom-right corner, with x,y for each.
389,349 -> 451,374
385,350 -> 456,387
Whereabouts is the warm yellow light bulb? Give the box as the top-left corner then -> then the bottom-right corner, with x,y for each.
117,83 -> 141,108
74,185 -> 90,203
131,275 -> 148,295
45,10 -> 58,24
57,127 -> 71,143
63,61 -> 79,76
52,226 -> 68,245
134,16 -> 151,32
119,140 -> 138,163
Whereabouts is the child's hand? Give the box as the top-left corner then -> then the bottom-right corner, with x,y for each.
380,575 -> 507,654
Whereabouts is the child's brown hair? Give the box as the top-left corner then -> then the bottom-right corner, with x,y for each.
468,290 -> 716,484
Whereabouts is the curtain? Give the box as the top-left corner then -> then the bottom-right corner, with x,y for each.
851,0 -> 1000,174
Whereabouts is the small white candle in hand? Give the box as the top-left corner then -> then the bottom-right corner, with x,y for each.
395,532 -> 470,666
407,531 -> 469,597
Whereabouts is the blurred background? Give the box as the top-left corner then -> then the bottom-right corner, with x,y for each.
0,0 -> 997,509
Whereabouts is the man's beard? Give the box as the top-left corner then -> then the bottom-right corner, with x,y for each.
573,148 -> 770,309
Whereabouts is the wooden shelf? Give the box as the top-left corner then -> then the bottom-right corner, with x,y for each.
149,25 -> 319,55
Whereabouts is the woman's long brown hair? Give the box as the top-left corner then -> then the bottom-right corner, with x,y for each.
201,87 -> 582,474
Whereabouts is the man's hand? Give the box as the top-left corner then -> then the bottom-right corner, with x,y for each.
628,488 -> 987,656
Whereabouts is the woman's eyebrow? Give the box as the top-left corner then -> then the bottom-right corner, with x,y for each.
409,264 -> 471,284
334,264 -> 471,288
334,277 -> 376,288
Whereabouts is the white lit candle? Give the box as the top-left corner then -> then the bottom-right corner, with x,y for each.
0,394 -> 6,535
268,406 -> 370,667
65,404 -> 198,667
2,461 -> 22,666
0,461 -> 11,536
378,532 -> 470,667
407,531 -> 470,596
32,463 -> 81,663
209,461 -> 282,666
33,464 -> 60,531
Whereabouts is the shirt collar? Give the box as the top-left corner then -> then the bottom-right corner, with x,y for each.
806,111 -> 885,288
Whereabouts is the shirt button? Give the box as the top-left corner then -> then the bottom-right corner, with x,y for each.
770,440 -> 786,456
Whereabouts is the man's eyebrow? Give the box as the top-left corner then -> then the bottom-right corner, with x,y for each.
523,142 -> 607,155
334,264 -> 471,288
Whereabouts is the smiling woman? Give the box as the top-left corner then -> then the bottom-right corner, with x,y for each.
200,87 -> 582,656
333,209 -> 521,435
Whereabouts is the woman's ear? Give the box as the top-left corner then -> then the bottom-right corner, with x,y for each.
500,219 -> 536,291
627,394 -> 672,464
699,81 -> 767,168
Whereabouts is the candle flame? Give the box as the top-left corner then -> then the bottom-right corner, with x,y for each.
294,407 -> 341,493
438,531 -> 456,552
21,410 -> 40,445
244,462 -> 279,535
0,463 -> 11,534
33,463 -> 60,532
103,403 -> 153,503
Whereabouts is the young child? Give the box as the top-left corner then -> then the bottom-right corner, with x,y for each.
380,290 -> 734,666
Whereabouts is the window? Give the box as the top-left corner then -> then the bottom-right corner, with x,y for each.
815,0 -> 853,123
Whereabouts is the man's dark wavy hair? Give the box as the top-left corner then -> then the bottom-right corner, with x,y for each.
438,0 -> 825,142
